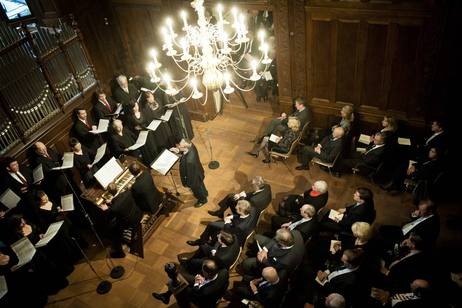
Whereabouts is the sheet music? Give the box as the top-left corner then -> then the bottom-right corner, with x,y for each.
51,152 -> 74,170
0,188 -> 21,211
60,194 -> 74,211
0,276 -> 7,299
127,130 -> 149,151
269,134 -> 280,143
160,109 -> 173,121
358,134 -> 371,144
94,157 -> 124,189
35,221 -> 64,248
398,137 -> 411,146
146,119 -> 162,131
90,143 -> 107,167
150,149 -> 179,175
32,164 -> 44,184
328,209 -> 344,222
90,119 -> 109,134
10,237 -> 36,271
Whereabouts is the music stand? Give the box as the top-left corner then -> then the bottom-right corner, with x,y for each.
150,149 -> 180,196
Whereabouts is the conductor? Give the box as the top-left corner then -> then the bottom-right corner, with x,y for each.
171,139 -> 208,208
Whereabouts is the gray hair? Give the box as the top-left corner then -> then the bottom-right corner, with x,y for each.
252,176 -> 265,189
313,180 -> 328,194
325,293 -> 345,308
274,228 -> 294,248
236,200 -> 251,215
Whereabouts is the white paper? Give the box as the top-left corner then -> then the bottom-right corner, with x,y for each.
146,119 -> 162,131
51,152 -> 74,170
0,276 -> 7,299
315,270 -> 330,286
0,188 -> 21,211
35,221 -> 64,248
330,240 -> 342,254
160,109 -> 173,121
358,134 -> 371,144
32,164 -> 44,184
10,237 -> 36,271
150,149 -> 179,175
94,157 -> 124,190
256,240 -> 262,252
356,147 -> 366,153
90,119 -> 109,134
112,104 -> 123,115
408,160 -> 417,169
127,130 -> 149,151
269,134 -> 280,143
398,137 -> 411,146
263,71 -> 273,81
60,194 -> 74,211
90,143 -> 107,167
328,209 -> 344,222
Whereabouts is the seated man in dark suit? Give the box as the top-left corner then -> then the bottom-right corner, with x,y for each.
296,126 -> 345,170
208,175 -> 272,218
71,108 -> 100,152
188,200 -> 257,246
152,259 -> 229,307
180,231 -> 240,279
98,183 -> 142,258
93,89 -> 119,122
371,279 -> 437,308
379,199 -> 439,251
321,187 -> 376,234
311,248 -> 363,306
340,132 -> 387,175
128,162 -> 163,214
415,119 -> 447,161
271,204 -> 319,242
255,97 -> 311,141
242,228 -> 304,277
230,266 -> 286,308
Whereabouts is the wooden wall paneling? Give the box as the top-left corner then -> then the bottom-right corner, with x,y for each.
335,19 -> 360,106
289,0 -> 307,98
360,21 -> 388,110
310,18 -> 333,103
273,0 -> 292,113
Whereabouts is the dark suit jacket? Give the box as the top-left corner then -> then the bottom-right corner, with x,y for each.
323,268 -> 359,300
1,166 -> 33,196
319,136 -> 344,163
110,190 -> 142,228
179,144 -> 204,189
72,119 -> 99,151
339,202 -> 375,230
403,214 -> 440,244
263,230 -> 304,273
291,107 -> 311,129
213,238 -> 241,269
361,144 -> 386,168
34,148 -> 62,173
112,83 -> 139,105
188,268 -> 229,308
93,97 -> 118,121
293,218 -> 319,242
254,279 -> 286,308
225,207 -> 258,245
247,184 -> 272,214
387,251 -> 430,293
131,171 -> 163,213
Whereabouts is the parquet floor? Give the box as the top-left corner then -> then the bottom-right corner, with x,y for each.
46,93 -> 461,307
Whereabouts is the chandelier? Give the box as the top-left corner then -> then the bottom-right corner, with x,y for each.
145,0 -> 272,105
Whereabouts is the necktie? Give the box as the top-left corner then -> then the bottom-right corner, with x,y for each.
15,172 -> 28,185
102,99 -> 112,112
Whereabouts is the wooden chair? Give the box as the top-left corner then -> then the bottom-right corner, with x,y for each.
311,152 -> 341,177
269,134 -> 302,163
298,121 -> 312,146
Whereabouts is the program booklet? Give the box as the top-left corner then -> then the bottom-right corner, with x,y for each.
398,137 -> 411,146
328,209 -> 344,222
358,134 -> 371,144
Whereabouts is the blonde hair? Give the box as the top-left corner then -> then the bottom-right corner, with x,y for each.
383,116 -> 398,132
341,105 -> 355,122
287,117 -> 300,132
351,222 -> 371,241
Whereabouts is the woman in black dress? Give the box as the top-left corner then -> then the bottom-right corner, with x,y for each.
70,137 -> 98,188
109,119 -> 142,160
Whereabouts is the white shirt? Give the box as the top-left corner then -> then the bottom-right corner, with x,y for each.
389,250 -> 421,269
194,274 -> 218,289
364,143 -> 385,155
425,131 -> 442,146
327,266 -> 358,282
391,292 -> 419,307
402,214 -> 434,236
289,217 -> 311,230
9,171 -> 27,184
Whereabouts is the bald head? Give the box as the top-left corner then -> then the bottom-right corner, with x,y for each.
300,204 -> 316,218
333,127 -> 345,139
325,293 -> 345,308
34,142 -> 47,156
262,267 -> 279,284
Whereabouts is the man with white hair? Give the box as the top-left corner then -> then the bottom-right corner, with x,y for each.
112,74 -> 140,105
271,203 -> 318,242
208,175 -> 272,218
171,139 -> 208,207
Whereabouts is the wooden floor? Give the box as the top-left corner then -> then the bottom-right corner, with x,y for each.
46,93 -> 461,307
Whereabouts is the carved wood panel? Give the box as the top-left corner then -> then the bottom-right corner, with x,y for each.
290,0 -> 307,98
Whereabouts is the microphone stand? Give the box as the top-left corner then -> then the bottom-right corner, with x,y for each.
205,128 -> 220,170
58,167 -> 125,293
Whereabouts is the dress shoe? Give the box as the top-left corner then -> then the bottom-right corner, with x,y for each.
110,250 -> 126,259
152,292 -> 170,305
246,151 -> 258,158
295,165 -> 309,170
186,239 -> 203,246
262,159 -> 271,164
177,252 -> 195,263
208,209 -> 224,218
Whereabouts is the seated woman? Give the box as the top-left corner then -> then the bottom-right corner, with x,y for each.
278,180 -> 329,218
247,117 -> 300,163
312,105 -> 354,145
108,119 -> 141,159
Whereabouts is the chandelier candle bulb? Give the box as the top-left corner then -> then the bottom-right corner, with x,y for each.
166,18 -> 176,38
261,43 -> 271,64
223,73 -> 234,94
180,11 -> 188,30
217,4 -> 223,23
250,60 -> 261,81
258,30 -> 265,50
190,78 -> 203,99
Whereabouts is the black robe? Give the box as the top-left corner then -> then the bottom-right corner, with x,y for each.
73,146 -> 98,187
179,144 -> 205,189
109,128 -> 141,160
125,112 -> 159,165
112,83 -> 140,106
142,101 -> 176,149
